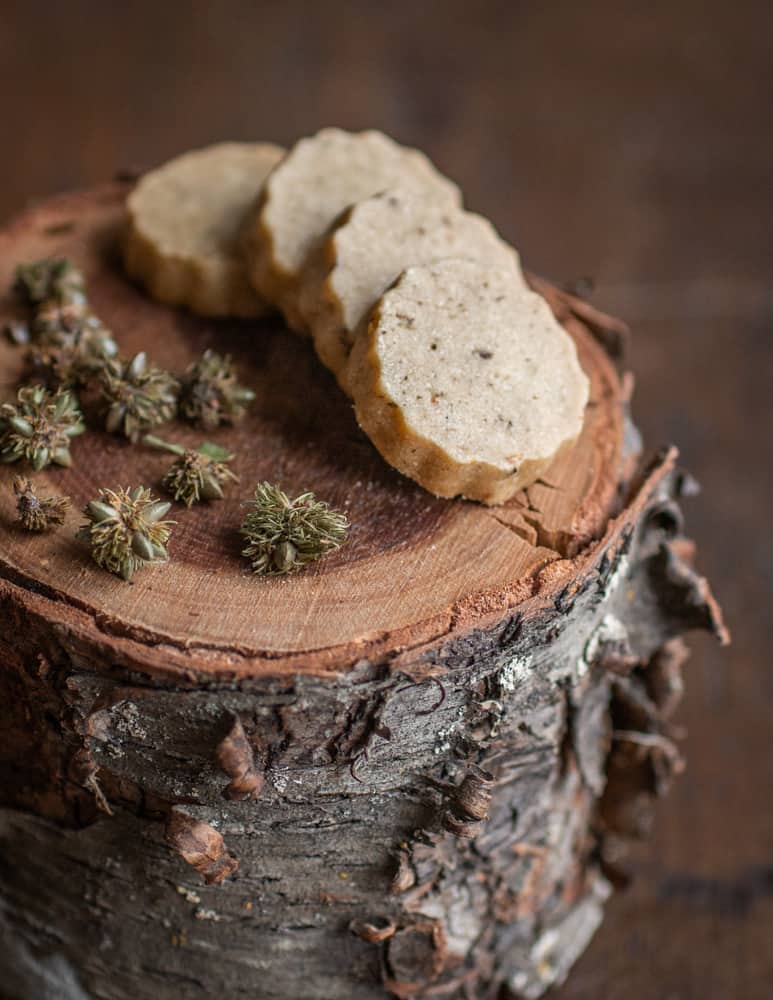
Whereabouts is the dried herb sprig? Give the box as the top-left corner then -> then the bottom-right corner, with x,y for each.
144,435 -> 238,507
180,350 -> 255,429
78,486 -> 174,580
240,483 -> 348,576
0,385 -> 85,470
13,476 -> 71,531
100,352 -> 179,442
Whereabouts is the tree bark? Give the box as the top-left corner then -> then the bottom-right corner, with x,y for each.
0,188 -> 727,1000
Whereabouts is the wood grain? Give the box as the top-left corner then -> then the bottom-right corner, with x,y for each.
0,187 -> 623,674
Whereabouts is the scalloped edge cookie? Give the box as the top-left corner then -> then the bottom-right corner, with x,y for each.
349,258 -> 590,505
243,128 -> 461,333
299,187 -> 528,393
124,142 -> 284,318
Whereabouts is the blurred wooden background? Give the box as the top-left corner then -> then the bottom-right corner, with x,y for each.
0,1 -> 771,996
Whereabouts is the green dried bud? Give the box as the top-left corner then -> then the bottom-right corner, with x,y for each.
240,482 -> 348,576
25,319 -> 119,388
78,317 -> 119,370
9,257 -> 118,386
32,295 -> 90,339
77,485 -> 175,580
13,476 -> 71,532
0,385 -> 85,470
180,350 -> 255,429
14,257 -> 85,308
25,342 -> 82,389
87,500 -> 122,522
100,352 -> 179,442
144,435 -> 238,507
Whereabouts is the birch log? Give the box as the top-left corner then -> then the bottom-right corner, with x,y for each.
0,186 -> 727,1000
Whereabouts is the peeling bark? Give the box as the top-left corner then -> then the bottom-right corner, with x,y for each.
215,716 -> 266,802
0,450 -> 726,1000
165,810 -> 240,885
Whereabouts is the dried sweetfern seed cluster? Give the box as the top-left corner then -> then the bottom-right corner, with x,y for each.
2,259 -> 351,581
26,318 -> 118,388
179,350 -> 256,429
13,257 -> 85,309
26,340 -> 87,390
77,486 -> 175,581
100,352 -> 180,441
12,258 -> 118,387
240,482 -> 349,576
13,476 -> 71,532
145,435 -> 238,507
0,385 -> 86,470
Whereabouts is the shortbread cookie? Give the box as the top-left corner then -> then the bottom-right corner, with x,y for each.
243,128 -> 461,332
349,258 -> 590,505
299,188 -> 528,391
125,142 -> 284,317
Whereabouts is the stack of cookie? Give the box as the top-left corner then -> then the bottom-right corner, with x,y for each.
125,128 -> 589,505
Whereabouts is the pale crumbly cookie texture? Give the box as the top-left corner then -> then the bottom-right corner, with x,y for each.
349,258 -> 590,505
243,128 -> 461,333
124,142 -> 284,318
299,187 -> 529,393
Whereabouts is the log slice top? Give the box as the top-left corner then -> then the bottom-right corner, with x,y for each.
0,185 -> 625,678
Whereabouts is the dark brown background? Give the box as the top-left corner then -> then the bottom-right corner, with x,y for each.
0,1 -> 770,997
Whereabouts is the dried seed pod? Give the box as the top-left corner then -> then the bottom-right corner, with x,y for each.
33,294 -> 89,339
13,257 -> 85,308
11,258 -> 119,386
0,384 -> 85,470
240,482 -> 348,576
25,340 -> 84,389
77,485 -> 175,580
100,352 -> 179,441
13,476 -> 71,532
144,435 -> 238,507
179,350 -> 255,429
26,317 -> 119,388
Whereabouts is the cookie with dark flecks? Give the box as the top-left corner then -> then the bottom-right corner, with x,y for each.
242,128 -> 461,333
300,186 -> 528,393
349,257 -> 590,505
125,142 -> 284,317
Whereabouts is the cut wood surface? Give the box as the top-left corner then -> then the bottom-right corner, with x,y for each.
0,185 -> 625,678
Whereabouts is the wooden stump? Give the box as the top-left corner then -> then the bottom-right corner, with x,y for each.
0,187 -> 727,1000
